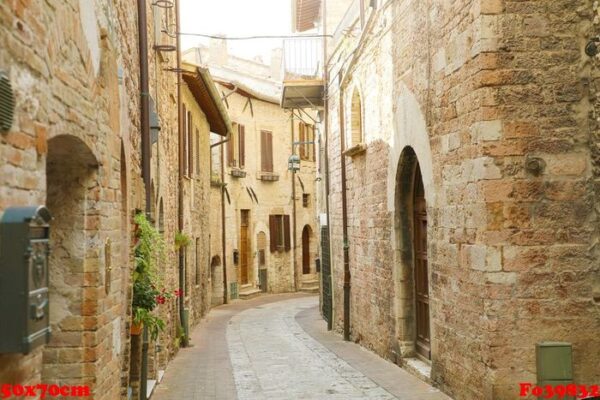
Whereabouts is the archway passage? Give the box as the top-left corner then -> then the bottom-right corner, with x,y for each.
302,225 -> 312,275
413,164 -> 430,360
44,135 -> 99,382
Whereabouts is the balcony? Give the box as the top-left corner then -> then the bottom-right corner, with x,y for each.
281,38 -> 324,109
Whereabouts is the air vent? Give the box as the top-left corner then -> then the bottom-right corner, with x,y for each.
0,71 -> 15,133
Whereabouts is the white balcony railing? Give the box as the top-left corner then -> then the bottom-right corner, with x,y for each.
282,38 -> 323,81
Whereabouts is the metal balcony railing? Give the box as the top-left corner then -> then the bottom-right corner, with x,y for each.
282,38 -> 323,81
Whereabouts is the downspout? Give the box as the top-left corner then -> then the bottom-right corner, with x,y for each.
137,0 -> 150,398
338,75 -> 350,342
322,0 -> 333,331
175,0 -> 189,347
210,136 -> 230,304
291,111 -> 298,291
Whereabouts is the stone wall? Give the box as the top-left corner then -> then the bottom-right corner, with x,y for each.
323,0 -> 600,399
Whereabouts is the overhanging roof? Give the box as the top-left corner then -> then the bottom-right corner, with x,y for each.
215,79 -> 280,105
292,0 -> 322,32
182,62 -> 232,136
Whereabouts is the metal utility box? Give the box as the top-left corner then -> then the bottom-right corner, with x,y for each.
536,342 -> 573,395
0,206 -> 52,354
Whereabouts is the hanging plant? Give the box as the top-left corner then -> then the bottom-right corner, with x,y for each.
131,213 -> 167,340
174,231 -> 191,250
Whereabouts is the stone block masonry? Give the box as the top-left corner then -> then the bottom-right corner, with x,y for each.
322,0 -> 600,399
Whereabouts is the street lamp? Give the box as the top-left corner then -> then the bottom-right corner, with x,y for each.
288,154 -> 300,172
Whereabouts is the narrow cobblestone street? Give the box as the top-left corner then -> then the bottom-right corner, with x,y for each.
153,294 -> 449,400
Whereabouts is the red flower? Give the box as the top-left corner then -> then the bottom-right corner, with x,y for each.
156,295 -> 166,304
174,289 -> 183,298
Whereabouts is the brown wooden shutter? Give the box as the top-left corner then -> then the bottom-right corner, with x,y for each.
182,104 -> 187,175
269,215 -> 277,252
261,130 -> 267,172
310,125 -> 316,161
239,124 -> 245,168
188,113 -> 193,176
227,125 -> 234,166
267,131 -> 273,172
283,214 -> 291,251
196,128 -> 200,173
299,123 -> 306,160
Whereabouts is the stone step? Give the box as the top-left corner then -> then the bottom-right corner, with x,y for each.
239,287 -> 262,299
299,285 -> 319,294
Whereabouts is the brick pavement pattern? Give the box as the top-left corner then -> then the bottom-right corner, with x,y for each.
153,294 -> 450,399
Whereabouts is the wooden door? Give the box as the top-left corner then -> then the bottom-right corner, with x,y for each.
413,165 -> 430,360
240,210 -> 250,284
302,226 -> 310,274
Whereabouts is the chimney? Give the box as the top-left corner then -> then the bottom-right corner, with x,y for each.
209,36 -> 228,67
270,48 -> 283,80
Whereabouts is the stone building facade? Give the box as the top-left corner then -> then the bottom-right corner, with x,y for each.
185,44 -> 319,298
314,0 -> 600,399
0,1 -> 224,399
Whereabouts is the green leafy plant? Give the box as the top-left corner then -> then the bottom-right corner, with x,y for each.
174,231 -> 191,250
132,213 -> 167,340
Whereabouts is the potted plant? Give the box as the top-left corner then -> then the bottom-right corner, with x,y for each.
174,231 -> 191,250
131,213 -> 167,340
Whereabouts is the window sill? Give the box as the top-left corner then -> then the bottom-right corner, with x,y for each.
258,172 -> 279,181
343,143 -> 367,157
230,168 -> 246,178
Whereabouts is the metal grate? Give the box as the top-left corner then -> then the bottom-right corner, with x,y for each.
0,71 -> 15,133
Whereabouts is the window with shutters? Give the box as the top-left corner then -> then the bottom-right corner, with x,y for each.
269,214 -> 290,252
299,122 -> 315,161
261,130 -> 273,172
227,123 -> 245,170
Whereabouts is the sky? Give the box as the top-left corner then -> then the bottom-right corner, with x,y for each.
180,0 -> 292,63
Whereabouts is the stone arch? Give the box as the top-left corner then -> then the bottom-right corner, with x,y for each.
389,84 -> 436,363
43,134 -> 99,383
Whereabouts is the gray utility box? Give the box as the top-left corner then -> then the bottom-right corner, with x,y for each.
0,206 -> 52,354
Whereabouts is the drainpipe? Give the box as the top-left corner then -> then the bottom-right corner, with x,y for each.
338,75 -> 351,342
322,0 -> 333,332
211,137 -> 230,304
291,111 -> 298,291
175,0 -> 189,348
137,0 -> 151,398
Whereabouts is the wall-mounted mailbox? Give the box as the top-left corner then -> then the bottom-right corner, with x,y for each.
0,206 -> 52,354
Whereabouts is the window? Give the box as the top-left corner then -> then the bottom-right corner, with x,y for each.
183,104 -> 188,176
227,123 -> 245,168
302,193 -> 310,208
350,88 -> 363,147
261,130 -> 273,172
269,214 -> 290,252
299,123 -> 315,161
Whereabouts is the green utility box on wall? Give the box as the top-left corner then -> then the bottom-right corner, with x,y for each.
536,342 -> 573,398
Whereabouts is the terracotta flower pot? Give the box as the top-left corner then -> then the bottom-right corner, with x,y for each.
130,321 -> 143,336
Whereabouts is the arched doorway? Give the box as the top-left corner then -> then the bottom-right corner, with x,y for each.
257,232 -> 267,292
394,146 -> 430,361
43,134 -> 99,382
302,225 -> 312,275
210,255 -> 223,306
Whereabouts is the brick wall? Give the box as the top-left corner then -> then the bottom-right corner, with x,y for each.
324,0 -> 600,399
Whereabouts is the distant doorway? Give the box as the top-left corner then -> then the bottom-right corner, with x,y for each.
240,210 -> 250,285
302,225 -> 312,274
